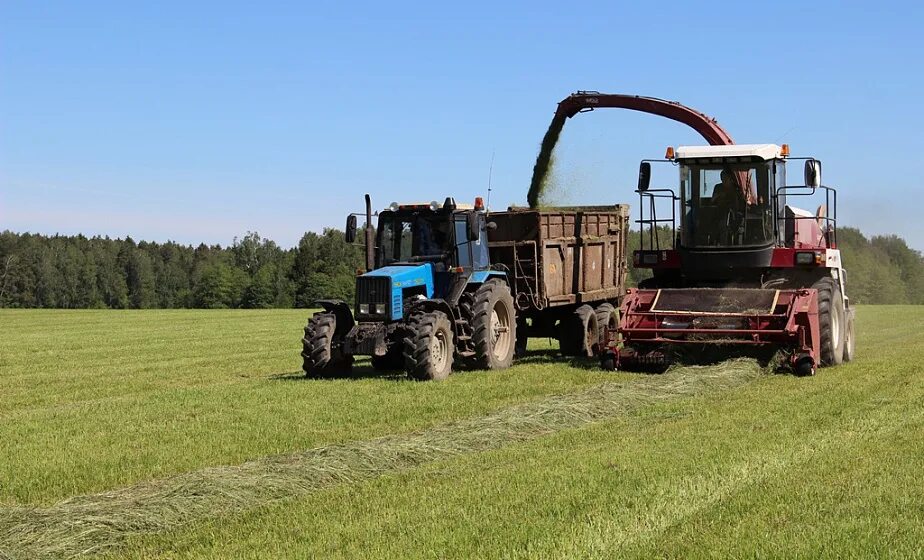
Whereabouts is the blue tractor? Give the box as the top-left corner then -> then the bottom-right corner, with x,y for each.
302,195 -> 516,380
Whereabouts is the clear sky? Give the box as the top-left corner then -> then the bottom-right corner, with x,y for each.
2,0 -> 922,249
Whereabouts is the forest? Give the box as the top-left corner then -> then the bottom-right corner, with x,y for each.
1,226 -> 922,309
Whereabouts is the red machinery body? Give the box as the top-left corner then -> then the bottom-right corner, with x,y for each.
554,91 -> 852,374
616,287 -> 821,372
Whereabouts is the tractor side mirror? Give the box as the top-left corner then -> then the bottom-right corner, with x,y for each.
466,212 -> 480,242
804,159 -> 822,188
345,214 -> 357,243
637,161 -> 651,192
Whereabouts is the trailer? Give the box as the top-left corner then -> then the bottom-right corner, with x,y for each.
487,206 -> 630,357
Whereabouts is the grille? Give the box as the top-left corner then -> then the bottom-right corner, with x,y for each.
355,276 -> 391,317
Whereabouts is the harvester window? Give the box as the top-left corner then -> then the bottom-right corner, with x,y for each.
681,163 -> 774,248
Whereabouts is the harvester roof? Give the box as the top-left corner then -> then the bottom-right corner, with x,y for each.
675,143 -> 784,161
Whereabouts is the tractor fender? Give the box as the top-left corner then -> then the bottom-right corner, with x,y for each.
469,270 -> 509,286
313,299 -> 356,336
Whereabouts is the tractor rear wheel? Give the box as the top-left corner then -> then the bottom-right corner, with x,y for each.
559,305 -> 599,357
403,311 -> 454,381
302,313 -> 353,378
471,280 -> 516,370
813,277 -> 846,366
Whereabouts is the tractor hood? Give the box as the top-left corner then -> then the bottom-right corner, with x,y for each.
358,264 -> 435,321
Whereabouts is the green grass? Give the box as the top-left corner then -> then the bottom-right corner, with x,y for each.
2,306 -> 923,558
0,309 -> 614,506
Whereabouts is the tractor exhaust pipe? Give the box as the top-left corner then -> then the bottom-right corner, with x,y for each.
364,194 -> 375,272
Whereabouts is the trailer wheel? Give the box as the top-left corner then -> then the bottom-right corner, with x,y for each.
813,277 -> 846,366
302,313 -> 353,378
595,303 -> 620,348
472,280 -> 516,369
560,305 -> 599,357
843,308 -> 856,363
404,311 -> 454,381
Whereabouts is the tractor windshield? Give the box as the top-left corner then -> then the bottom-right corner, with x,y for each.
679,162 -> 774,248
376,211 -> 453,266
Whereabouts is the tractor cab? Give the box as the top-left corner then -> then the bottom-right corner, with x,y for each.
635,144 -> 836,282
374,198 -> 491,272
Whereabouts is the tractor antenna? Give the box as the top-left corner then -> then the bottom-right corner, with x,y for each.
486,150 -> 495,213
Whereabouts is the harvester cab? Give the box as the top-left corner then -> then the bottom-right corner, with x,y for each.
302,195 -> 515,381
608,143 -> 855,375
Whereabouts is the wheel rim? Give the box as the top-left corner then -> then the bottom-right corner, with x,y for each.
431,327 -> 449,372
831,302 -> 841,347
490,301 -> 511,360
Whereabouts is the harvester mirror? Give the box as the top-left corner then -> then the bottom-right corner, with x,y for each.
637,161 -> 652,192
486,221 -> 498,231
345,215 -> 357,243
466,212 -> 480,241
804,159 -> 822,188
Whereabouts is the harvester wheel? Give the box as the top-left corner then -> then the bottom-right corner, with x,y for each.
471,280 -> 516,370
595,303 -> 620,348
560,305 -> 599,357
843,308 -> 856,363
813,277 -> 846,366
302,313 -> 353,378
403,311 -> 454,381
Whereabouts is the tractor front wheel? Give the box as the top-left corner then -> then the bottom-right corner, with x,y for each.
404,311 -> 454,381
302,313 -> 353,378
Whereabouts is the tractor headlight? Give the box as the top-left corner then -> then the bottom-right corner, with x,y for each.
359,304 -> 370,315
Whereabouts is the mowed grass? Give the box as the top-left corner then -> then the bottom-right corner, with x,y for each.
0,309 -> 614,505
2,306 -> 923,558
108,305 -> 923,559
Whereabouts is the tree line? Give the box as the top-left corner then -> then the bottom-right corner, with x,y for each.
0,226 -> 921,308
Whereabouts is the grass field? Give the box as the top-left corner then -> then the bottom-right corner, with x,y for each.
1,307 -> 923,558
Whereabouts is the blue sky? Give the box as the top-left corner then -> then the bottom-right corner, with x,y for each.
2,0 -> 922,249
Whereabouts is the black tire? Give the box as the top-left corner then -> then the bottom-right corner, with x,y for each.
302,313 -> 353,378
595,303 -> 619,348
813,277 -> 846,366
403,311 -> 454,381
471,280 -> 516,370
843,308 -> 856,363
600,351 -> 617,372
371,345 -> 404,371
514,317 -> 529,357
559,304 -> 599,357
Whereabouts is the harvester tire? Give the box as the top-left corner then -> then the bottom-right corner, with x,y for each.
514,317 -> 529,357
813,277 -> 846,366
471,280 -> 516,370
843,308 -> 856,363
560,305 -> 599,358
404,311 -> 454,381
595,303 -> 620,348
302,313 -> 353,378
